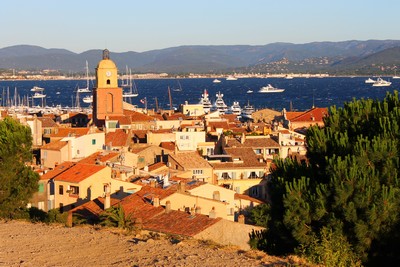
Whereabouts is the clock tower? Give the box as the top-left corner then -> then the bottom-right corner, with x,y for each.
93,49 -> 124,127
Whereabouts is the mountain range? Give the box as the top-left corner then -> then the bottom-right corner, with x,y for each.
1,40 -> 400,74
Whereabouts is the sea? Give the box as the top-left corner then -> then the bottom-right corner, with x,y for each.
0,77 -> 398,112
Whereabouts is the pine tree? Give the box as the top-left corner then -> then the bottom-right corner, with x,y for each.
257,91 -> 400,265
0,117 -> 39,218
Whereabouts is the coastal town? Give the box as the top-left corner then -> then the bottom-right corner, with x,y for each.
0,49 -> 328,250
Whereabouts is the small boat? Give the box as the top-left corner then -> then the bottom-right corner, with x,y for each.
372,77 -> 391,87
246,89 -> 253,94
82,95 -> 93,103
31,86 -> 44,92
226,76 -> 237,81
32,92 -> 46,98
199,89 -> 212,113
393,70 -> 400,79
213,91 -> 228,114
365,78 -> 376,84
213,79 -> 221,83
259,84 -> 285,93
122,68 -> 139,98
56,91 -> 60,95
284,75 -> 294,79
171,79 -> 183,92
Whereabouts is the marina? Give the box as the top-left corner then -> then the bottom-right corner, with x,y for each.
0,76 -> 398,114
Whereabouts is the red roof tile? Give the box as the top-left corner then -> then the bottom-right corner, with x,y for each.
123,110 -> 155,122
105,129 -> 130,147
40,162 -> 75,180
53,163 -> 106,183
78,151 -> 119,165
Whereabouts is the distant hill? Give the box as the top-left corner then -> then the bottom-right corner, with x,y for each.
1,40 -> 400,74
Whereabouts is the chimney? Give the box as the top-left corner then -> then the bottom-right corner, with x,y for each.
238,214 -> 245,224
153,196 -> 160,207
150,179 -> 156,188
209,207 -> 216,219
195,206 -> 201,214
212,191 -> 220,201
165,200 -> 171,213
190,207 -> 195,216
241,132 -> 246,144
178,181 -> 186,193
104,184 -> 111,210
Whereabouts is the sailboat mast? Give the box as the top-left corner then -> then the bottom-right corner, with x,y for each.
154,97 -> 159,112
168,86 -> 173,112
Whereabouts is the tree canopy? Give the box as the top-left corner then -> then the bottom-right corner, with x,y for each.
0,117 -> 39,218
252,91 -> 400,266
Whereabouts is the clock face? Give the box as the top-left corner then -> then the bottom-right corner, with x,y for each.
106,71 -> 112,77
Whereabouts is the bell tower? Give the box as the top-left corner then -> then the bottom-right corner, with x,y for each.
93,49 -> 123,127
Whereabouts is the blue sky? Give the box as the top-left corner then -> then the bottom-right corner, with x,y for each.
2,0 -> 400,53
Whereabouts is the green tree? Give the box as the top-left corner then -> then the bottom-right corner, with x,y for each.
0,117 -> 39,218
99,204 -> 136,232
255,91 -> 400,266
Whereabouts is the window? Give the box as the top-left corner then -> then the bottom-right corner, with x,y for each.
207,148 -> 214,155
248,171 -> 258,179
221,172 -> 231,179
193,169 -> 203,175
38,201 -> 44,210
59,185 -> 63,195
44,128 -> 51,134
69,186 -> 79,195
92,139 -> 96,145
107,79 -> 110,85
38,183 -> 44,193
254,149 -> 262,154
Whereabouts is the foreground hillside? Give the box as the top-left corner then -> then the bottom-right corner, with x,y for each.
0,220 -> 308,267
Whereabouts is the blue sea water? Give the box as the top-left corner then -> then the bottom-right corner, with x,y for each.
0,77 -> 398,111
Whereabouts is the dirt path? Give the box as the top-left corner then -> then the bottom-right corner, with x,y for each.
0,220 -> 301,267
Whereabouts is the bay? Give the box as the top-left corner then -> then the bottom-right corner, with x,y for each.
0,77 -> 397,112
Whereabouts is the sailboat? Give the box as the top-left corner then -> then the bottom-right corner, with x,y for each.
172,79 -> 183,92
120,65 -> 130,88
77,61 -> 91,93
122,68 -> 139,98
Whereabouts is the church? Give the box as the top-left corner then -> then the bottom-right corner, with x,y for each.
92,49 -> 125,128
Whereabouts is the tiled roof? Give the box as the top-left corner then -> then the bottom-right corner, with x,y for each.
287,107 -> 328,122
50,127 -> 91,138
40,162 -> 75,180
208,121 -> 230,131
162,112 -> 190,121
119,193 -> 165,221
123,110 -> 155,122
53,163 -> 106,183
38,117 -> 57,127
143,210 -> 221,237
221,114 -> 238,122
212,147 -> 265,169
226,136 -> 280,148
159,141 -> 175,151
131,130 -> 147,139
71,197 -> 120,218
41,140 -> 68,151
147,162 -> 168,172
107,115 -> 132,125
78,151 -> 119,165
169,151 -> 212,169
105,129 -> 130,147
129,144 -> 153,154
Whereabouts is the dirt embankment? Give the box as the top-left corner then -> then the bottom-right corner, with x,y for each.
0,220 -> 308,267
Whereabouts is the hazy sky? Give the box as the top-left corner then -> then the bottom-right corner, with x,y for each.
3,0 -> 399,53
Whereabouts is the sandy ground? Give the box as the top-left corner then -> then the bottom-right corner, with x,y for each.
0,220 -> 305,267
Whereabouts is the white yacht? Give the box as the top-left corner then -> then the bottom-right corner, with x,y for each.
365,78 -> 376,84
246,89 -> 253,94
226,76 -> 238,81
82,95 -> 93,104
259,84 -> 285,93
372,77 -> 391,87
241,101 -> 254,120
213,79 -> 221,83
32,92 -> 46,98
229,101 -> 242,117
31,86 -> 45,92
213,91 -> 228,114
198,89 -> 212,113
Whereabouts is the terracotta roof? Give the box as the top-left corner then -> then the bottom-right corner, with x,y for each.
143,210 -> 221,237
50,127 -> 91,138
37,117 -> 57,128
226,136 -> 280,148
40,162 -> 75,180
287,107 -> 328,122
119,193 -> 165,221
78,151 -> 119,165
129,144 -> 153,154
208,121 -> 230,131
71,197 -> 120,218
147,162 -> 168,172
41,140 -> 68,151
221,114 -> 239,122
159,141 -> 175,151
162,112 -> 190,121
105,129 -> 130,147
53,163 -> 106,183
169,151 -> 212,169
107,115 -> 132,125
123,110 -> 155,122
211,147 -> 265,169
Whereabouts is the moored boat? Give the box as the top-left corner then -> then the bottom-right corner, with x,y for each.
213,91 -> 228,114
229,101 -> 241,117
372,77 -> 391,87
199,89 -> 212,113
213,79 -> 221,83
259,84 -> 285,93
241,101 -> 254,120
365,78 -> 376,84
